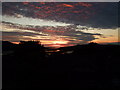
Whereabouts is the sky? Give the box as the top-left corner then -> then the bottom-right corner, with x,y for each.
1,2 -> 119,47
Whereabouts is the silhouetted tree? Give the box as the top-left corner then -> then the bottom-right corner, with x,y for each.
14,40 -> 46,58
18,40 -> 44,50
2,41 -> 15,51
88,42 -> 99,46
19,40 -> 40,45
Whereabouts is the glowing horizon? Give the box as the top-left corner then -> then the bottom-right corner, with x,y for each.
2,2 -> 119,48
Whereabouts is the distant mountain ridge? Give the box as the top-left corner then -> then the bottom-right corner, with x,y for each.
107,42 -> 120,45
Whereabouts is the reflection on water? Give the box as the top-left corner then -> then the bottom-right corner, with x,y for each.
45,49 -> 73,56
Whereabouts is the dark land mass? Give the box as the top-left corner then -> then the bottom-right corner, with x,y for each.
2,41 -> 120,89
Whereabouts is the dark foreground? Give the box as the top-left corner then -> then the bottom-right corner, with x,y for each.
2,41 -> 120,89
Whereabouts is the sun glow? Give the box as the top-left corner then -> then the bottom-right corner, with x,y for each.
52,40 -> 69,44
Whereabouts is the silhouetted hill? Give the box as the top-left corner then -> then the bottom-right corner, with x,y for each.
2,41 -> 120,89
2,41 -> 16,51
107,42 -> 120,45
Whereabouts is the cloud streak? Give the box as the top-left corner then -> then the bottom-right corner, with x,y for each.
2,2 -> 118,29
1,2 -> 119,47
1,21 -> 104,47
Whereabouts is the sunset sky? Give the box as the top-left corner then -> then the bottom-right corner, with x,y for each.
1,2 -> 119,47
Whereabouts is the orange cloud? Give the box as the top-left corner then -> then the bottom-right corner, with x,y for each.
44,30 -> 64,33
78,2 -> 92,7
62,4 -> 74,8
23,2 -> 29,5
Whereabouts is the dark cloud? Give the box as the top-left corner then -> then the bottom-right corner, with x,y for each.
77,31 -> 102,36
2,20 -> 103,44
2,2 -> 118,29
2,31 -> 46,36
2,32 -> 33,42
